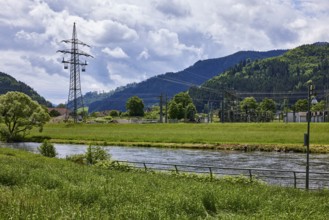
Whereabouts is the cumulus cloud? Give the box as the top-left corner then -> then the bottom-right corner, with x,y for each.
102,47 -> 129,59
0,0 -> 329,104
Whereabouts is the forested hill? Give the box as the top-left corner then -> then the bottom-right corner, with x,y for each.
89,49 -> 287,112
189,42 -> 329,111
0,72 -> 52,107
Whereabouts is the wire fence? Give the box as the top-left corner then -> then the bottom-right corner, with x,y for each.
113,160 -> 329,190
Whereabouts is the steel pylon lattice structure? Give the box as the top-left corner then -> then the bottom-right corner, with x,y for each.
57,22 -> 93,122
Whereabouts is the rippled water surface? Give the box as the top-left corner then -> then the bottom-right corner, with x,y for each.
3,142 -> 329,173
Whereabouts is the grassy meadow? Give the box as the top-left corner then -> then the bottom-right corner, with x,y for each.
28,122 -> 329,152
1,147 -> 329,219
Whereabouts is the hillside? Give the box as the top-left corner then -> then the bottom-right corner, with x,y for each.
88,50 -> 287,112
0,72 -> 52,107
189,42 -> 329,111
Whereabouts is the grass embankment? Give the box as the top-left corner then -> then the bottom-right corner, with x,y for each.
29,122 -> 329,153
1,147 -> 329,219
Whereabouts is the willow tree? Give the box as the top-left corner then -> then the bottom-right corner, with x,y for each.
0,92 -> 50,142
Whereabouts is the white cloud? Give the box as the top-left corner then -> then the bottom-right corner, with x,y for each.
137,49 -> 150,60
102,47 -> 129,59
1,0 -> 329,104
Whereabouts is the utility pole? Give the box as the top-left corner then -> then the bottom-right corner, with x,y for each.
304,83 -> 317,190
221,92 -> 225,123
57,23 -> 93,123
159,93 -> 163,123
165,94 -> 168,123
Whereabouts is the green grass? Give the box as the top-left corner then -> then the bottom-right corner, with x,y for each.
1,147 -> 329,219
28,122 -> 329,152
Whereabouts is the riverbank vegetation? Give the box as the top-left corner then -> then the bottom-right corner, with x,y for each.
1,147 -> 329,219
28,122 -> 329,153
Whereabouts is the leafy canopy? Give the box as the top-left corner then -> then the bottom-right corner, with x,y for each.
169,92 -> 196,120
126,96 -> 144,117
0,92 -> 50,142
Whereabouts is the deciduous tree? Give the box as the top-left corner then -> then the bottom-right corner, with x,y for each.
0,92 -> 50,142
168,92 -> 196,120
126,96 -> 144,117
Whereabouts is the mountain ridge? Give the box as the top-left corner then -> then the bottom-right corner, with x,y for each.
0,72 -> 52,107
88,49 -> 287,112
189,42 -> 329,111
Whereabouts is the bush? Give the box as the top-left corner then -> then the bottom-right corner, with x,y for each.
67,145 -> 111,165
109,110 -> 119,117
86,145 -> 110,165
38,140 -> 57,157
104,116 -> 113,122
49,109 -> 61,117
65,154 -> 85,165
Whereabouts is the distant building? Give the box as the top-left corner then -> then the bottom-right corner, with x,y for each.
284,111 -> 328,123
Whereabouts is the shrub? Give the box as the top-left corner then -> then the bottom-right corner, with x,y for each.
49,109 -> 61,117
67,145 -> 111,165
86,145 -> 111,165
109,110 -> 119,117
104,116 -> 113,122
38,140 -> 57,158
65,154 -> 85,165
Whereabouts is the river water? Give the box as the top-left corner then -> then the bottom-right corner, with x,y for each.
2,142 -> 329,188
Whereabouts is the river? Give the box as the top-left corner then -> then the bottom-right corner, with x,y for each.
2,142 -> 329,188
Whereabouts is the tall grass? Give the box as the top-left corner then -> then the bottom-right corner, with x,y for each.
1,147 -> 329,219
28,123 -> 329,152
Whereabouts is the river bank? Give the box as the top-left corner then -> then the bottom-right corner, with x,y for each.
1,147 -> 329,219
27,123 -> 329,153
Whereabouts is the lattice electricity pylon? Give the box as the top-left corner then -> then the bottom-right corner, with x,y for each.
57,22 -> 93,123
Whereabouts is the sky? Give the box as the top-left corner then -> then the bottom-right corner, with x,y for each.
0,0 -> 329,105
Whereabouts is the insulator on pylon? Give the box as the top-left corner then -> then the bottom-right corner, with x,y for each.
81,60 -> 87,72
62,58 -> 68,69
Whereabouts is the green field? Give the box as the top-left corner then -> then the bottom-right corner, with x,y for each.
1,147 -> 329,219
29,122 -> 329,152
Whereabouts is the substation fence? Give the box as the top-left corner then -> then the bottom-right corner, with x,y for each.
113,160 -> 329,190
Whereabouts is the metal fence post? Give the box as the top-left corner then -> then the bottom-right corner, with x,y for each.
249,169 -> 252,182
209,167 -> 213,180
174,165 -> 179,174
143,163 -> 147,171
293,172 -> 297,188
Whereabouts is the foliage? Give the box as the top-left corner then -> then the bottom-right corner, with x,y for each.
37,140 -> 57,157
66,145 -> 111,165
259,98 -> 276,113
240,97 -> 258,112
49,109 -> 61,117
168,101 -> 179,119
1,147 -> 329,219
312,100 -> 326,111
109,110 -> 119,117
126,96 -> 144,117
294,99 -> 308,112
168,92 -> 196,120
0,92 -> 50,142
85,145 -> 111,165
144,106 -> 160,120
186,103 -> 197,121
65,154 -> 85,165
